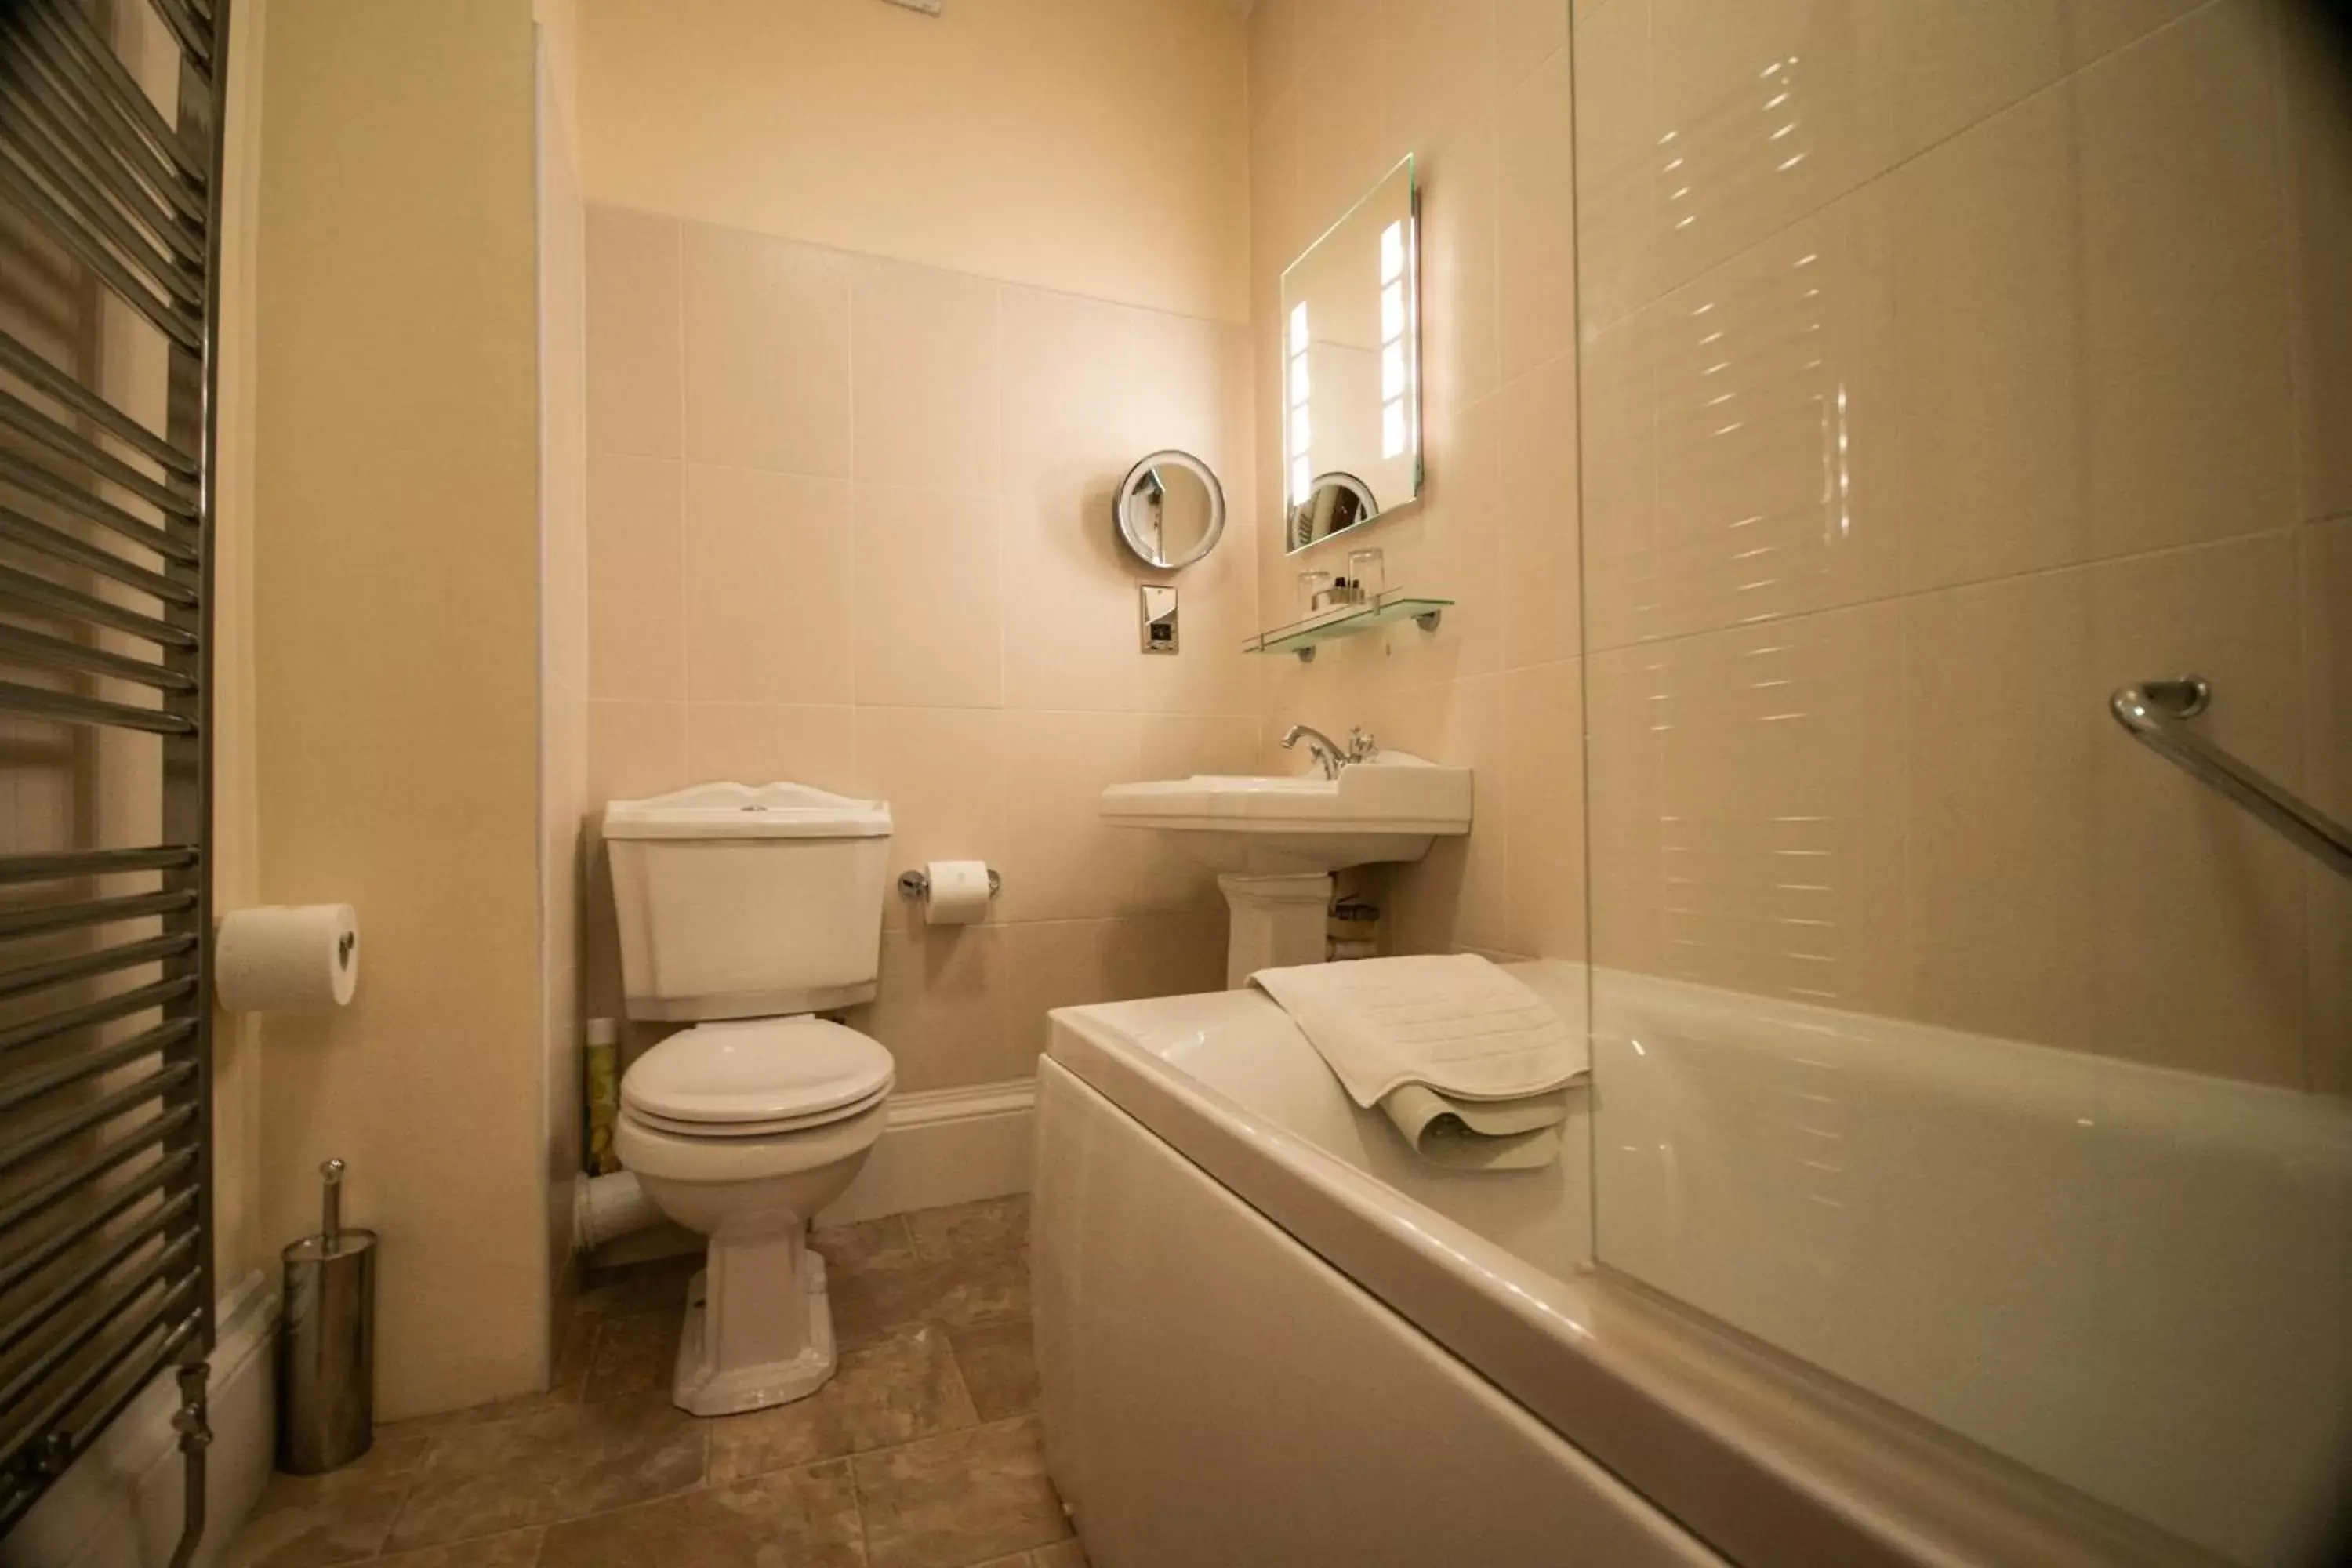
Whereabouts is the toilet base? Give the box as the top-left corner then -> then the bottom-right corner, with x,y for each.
670,1253 -> 839,1417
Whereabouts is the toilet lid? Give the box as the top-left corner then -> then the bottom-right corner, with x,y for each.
624,1079 -> 893,1140
622,1017 -> 895,1128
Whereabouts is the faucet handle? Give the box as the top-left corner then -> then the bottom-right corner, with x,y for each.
1347,728 -> 1379,761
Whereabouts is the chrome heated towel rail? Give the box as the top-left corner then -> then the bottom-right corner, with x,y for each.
2110,678 -> 2352,883
0,0 -> 227,1559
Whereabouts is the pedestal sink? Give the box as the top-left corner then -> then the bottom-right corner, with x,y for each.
1100,753 -> 1472,987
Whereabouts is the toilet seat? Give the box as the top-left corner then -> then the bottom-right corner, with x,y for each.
623,1016 -> 894,1131
615,1096 -> 888,1188
624,1079 -> 892,1139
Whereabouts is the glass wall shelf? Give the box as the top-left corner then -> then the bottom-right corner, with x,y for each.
1243,591 -> 1453,662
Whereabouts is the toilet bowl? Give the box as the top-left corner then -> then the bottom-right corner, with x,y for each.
612,1014 -> 895,1416
601,781 -> 898,1417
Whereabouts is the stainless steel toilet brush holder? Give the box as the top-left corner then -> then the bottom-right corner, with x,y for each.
276,1159 -> 377,1475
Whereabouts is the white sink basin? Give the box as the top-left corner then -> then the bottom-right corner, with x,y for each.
1100,753 -> 1472,876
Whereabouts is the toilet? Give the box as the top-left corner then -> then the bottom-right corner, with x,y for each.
602,780 -> 896,1417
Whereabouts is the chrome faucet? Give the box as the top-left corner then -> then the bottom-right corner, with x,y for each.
1280,724 -> 1378,780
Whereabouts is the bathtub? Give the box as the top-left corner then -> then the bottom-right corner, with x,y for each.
1033,960 -> 2351,1568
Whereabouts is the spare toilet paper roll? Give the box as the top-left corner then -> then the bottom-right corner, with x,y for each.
920,861 -> 993,926
216,904 -> 359,1011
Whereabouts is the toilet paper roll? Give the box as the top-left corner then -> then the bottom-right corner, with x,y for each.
920,861 -> 993,926
216,904 -> 359,1011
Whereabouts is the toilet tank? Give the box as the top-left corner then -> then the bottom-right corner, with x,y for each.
603,782 -> 893,1022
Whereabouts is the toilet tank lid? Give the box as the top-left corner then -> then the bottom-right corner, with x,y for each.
603,781 -> 892,840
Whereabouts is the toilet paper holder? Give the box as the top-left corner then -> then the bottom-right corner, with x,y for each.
897,867 -> 1002,900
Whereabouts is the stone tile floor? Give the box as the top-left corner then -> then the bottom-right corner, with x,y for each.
225,1196 -> 1087,1568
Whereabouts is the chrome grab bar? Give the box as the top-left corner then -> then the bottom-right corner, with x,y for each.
2108,678 -> 2352,882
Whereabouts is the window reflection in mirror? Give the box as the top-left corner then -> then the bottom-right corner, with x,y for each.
1281,156 -> 1420,555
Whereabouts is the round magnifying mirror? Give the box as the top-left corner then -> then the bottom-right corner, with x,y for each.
1286,471 -> 1379,552
1114,450 -> 1225,570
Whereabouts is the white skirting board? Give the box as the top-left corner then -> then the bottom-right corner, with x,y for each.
2,1271 -> 278,1568
819,1078 -> 1036,1225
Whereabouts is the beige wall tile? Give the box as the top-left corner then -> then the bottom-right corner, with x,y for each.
1382,0 -> 1497,160
1902,570 -> 2095,1048
1003,913 -> 1229,1061
853,485 -> 1004,710
2062,0 -> 2204,64
1578,307 -> 1659,653
586,200 -> 1260,1094
1136,713 -> 1263,911
587,452 -> 684,699
1893,87 -> 2089,592
851,257 -> 1000,492
683,465 -> 854,704
1888,0 -> 2064,160
2078,0 -> 2294,557
998,710 -> 1145,924
854,706 -> 1007,932
1645,0 -> 1895,299
1417,115 -> 1502,421
1584,641 -> 1666,975
1001,499 -> 1142,714
1250,84 -> 1305,300
1248,0 -> 1547,936
1504,658 -> 1586,960
1378,673 -> 1511,954
1363,394 -> 1503,687
1496,49 -> 1578,382
2303,520 -> 2352,1091
853,926 -> 1010,1092
681,223 -> 851,475
1004,920 -> 1123,1047
2090,536 -> 2308,1083
1000,288 -> 1134,515
588,699 -> 688,804
1644,187 -> 1900,641
684,704 -> 858,794
1134,312 -> 1248,483
2278,2 -> 2352,524
1497,352 -> 1582,669
586,203 -> 681,458
1587,605 -> 1904,1009
1494,0 -> 1567,93
1569,0 -> 1657,332
1294,0 -> 1390,238
1250,0 -> 1300,125
1006,522 -> 1147,715
1112,909 -> 1229,1001
1133,528 -> 1263,717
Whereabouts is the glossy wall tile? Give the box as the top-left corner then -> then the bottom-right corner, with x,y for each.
1247,0 -> 1588,964
1573,0 -> 2347,1086
583,208 -> 1258,1091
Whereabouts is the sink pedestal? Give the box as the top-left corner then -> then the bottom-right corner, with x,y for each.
1217,872 -> 1332,989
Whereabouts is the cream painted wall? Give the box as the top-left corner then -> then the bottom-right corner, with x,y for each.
576,0 -> 1252,324
211,0 -> 270,1294
536,0 -> 593,1361
1248,0 -> 1587,964
254,0 -> 552,1417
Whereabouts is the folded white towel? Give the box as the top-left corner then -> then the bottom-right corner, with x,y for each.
1249,953 -> 1588,1108
1381,1083 -> 1570,1171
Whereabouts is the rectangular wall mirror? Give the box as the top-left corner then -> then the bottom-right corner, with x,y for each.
1281,155 -> 1421,554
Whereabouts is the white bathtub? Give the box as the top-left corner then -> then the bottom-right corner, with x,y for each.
1034,960 -> 2350,1568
